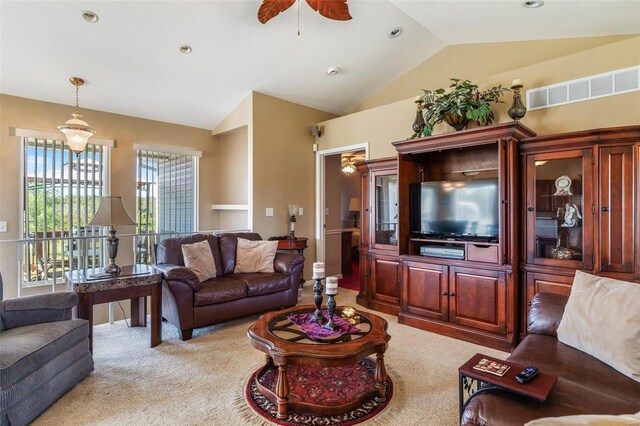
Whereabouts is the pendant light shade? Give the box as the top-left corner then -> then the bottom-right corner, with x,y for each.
58,77 -> 95,154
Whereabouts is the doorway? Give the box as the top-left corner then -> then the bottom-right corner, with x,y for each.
315,143 -> 368,289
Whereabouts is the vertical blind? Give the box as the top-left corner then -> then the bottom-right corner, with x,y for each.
22,137 -> 108,285
136,148 -> 197,263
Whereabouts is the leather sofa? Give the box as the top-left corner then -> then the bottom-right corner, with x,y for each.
462,292 -> 640,425
154,232 -> 304,340
0,273 -> 93,425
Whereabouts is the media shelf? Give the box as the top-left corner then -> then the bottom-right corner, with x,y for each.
409,237 -> 499,264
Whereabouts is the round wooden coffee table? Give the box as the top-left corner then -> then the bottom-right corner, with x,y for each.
247,305 -> 391,419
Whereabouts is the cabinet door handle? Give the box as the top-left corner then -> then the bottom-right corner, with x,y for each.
441,291 -> 448,296
527,301 -> 532,306
449,292 -> 455,296
601,207 -> 609,212
527,207 -> 534,212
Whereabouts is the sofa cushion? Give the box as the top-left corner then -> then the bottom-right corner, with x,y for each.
218,232 -> 263,275
0,319 -> 89,389
232,273 -> 290,296
155,234 -> 222,275
462,377 -> 640,426
557,271 -> 640,382
525,412 -> 640,426
193,277 -> 247,306
182,240 -> 217,282
234,239 -> 278,273
509,334 -> 640,405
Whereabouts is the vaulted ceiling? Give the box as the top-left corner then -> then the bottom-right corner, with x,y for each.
1,1 -> 638,130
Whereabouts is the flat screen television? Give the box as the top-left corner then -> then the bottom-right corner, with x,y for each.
410,178 -> 499,239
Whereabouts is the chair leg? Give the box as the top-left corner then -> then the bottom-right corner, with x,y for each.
180,329 -> 193,341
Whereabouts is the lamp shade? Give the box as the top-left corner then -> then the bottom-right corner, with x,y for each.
88,196 -> 136,227
348,197 -> 360,212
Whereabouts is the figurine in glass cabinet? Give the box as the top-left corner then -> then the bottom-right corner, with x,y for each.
561,203 -> 582,227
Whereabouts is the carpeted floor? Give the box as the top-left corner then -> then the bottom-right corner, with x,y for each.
33,286 -> 507,425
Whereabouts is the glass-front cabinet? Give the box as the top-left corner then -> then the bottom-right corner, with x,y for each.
525,149 -> 594,270
372,172 -> 398,248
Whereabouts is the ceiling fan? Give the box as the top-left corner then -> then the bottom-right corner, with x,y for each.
258,0 -> 352,24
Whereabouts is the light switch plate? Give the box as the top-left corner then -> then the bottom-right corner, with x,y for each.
0,221 -> 6,232
325,208 -> 329,216
298,207 -> 303,216
266,208 -> 274,217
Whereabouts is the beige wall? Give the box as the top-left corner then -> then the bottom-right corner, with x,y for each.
216,126 -> 249,230
251,93 -> 336,279
352,35 -> 637,113
317,36 -> 640,157
0,94 -> 217,325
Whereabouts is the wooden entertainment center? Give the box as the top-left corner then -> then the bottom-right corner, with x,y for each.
356,122 -> 640,351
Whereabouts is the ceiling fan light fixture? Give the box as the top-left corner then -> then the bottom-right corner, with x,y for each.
389,27 -> 403,38
521,1 -> 544,8
342,157 -> 356,175
82,11 -> 99,23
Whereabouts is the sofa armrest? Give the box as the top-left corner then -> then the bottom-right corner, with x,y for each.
274,253 -> 304,276
155,263 -> 200,291
527,292 -> 568,337
0,292 -> 78,330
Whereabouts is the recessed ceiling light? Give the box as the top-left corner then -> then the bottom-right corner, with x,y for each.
521,0 -> 544,8
82,11 -> 99,23
179,45 -> 192,54
389,27 -> 403,38
327,67 -> 339,76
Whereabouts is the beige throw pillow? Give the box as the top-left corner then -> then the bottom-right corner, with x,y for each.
181,240 -> 217,282
557,270 -> 640,382
234,238 -> 278,273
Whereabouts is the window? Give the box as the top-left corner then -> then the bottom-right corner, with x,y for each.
20,133 -> 112,286
135,145 -> 200,263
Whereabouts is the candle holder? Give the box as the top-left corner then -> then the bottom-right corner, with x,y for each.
508,83 -> 527,121
310,278 -> 324,324
323,294 -> 337,330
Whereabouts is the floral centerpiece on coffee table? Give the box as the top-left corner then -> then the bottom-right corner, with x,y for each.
419,78 -> 510,136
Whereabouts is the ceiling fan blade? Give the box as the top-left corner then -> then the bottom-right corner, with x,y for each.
258,0 -> 296,24
306,0 -> 352,21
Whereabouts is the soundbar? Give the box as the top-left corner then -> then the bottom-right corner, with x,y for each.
420,245 -> 465,260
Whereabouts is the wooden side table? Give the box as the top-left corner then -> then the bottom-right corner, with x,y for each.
277,237 -> 308,285
458,353 -> 558,420
65,264 -> 163,353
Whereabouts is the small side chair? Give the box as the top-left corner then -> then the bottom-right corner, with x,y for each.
0,272 -> 93,425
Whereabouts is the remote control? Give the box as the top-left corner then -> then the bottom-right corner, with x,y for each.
515,366 -> 539,383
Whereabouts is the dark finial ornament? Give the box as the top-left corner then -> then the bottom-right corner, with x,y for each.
508,82 -> 527,121
411,98 -> 426,138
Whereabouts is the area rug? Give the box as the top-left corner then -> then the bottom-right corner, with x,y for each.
245,358 -> 393,425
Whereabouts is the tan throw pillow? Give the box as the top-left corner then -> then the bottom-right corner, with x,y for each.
525,411 -> 640,425
181,240 -> 217,282
557,270 -> 640,382
234,238 -> 278,273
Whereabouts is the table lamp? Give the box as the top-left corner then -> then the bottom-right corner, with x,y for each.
88,196 -> 136,274
348,197 -> 361,228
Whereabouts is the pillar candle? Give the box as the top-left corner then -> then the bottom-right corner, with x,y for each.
326,276 -> 338,295
312,262 -> 325,279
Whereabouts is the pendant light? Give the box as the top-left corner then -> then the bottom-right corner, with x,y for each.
58,77 -> 95,154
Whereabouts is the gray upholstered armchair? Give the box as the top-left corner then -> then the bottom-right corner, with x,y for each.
0,273 -> 93,425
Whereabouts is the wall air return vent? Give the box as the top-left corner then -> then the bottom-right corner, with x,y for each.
526,65 -> 639,111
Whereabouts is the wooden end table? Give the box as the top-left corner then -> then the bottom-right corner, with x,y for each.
276,237 -> 308,285
65,264 -> 163,353
458,353 -> 558,420
247,305 -> 391,420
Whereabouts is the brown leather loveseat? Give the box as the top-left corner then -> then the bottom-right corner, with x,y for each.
462,292 -> 640,425
154,232 -> 304,340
